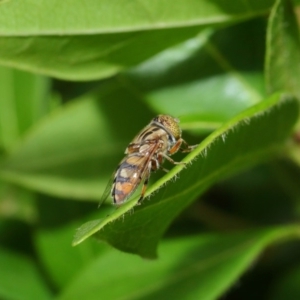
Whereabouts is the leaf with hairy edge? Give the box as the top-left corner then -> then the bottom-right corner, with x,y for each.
73,93 -> 299,257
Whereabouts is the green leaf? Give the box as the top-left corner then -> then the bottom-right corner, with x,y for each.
288,137 -> 300,167
0,247 -> 51,300
270,160 -> 300,216
127,20 -> 266,132
265,0 -> 300,98
62,226 -> 300,300
0,0 -> 274,80
0,21 -> 269,199
72,93 -> 299,257
0,55 -> 264,199
0,80 -> 153,200
0,66 -> 50,151
0,181 -> 37,223
0,0 -> 275,34
35,218 -> 105,289
145,71 -> 264,132
269,262 -> 300,300
0,28 -> 204,81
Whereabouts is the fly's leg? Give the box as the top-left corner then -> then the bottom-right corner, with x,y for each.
160,166 -> 169,173
162,139 -> 185,166
152,156 -> 169,173
161,152 -> 186,166
151,157 -> 160,171
168,139 -> 183,155
164,139 -> 198,166
180,139 -> 198,153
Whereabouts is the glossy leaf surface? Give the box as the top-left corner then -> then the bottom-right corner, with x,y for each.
63,226 -> 300,300
0,0 -> 274,80
73,93 -> 299,257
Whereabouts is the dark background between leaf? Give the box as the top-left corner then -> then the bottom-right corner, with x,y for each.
1,0 -> 300,299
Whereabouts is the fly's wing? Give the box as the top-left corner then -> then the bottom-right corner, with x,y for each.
98,174 -> 115,208
98,155 -> 148,208
125,122 -> 155,154
112,155 -> 149,205
112,141 -> 160,205
99,141 -> 160,207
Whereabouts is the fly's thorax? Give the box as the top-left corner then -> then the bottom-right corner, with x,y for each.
134,124 -> 165,143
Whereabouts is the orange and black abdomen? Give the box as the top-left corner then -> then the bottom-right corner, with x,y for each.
112,156 -> 144,205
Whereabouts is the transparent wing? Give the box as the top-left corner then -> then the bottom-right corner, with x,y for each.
114,142 -> 160,204
98,174 -> 114,208
99,141 -> 160,207
98,155 -> 150,207
113,154 -> 151,205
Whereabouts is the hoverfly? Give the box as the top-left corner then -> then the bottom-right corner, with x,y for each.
100,115 -> 197,207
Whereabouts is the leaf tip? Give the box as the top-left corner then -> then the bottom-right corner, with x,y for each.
72,219 -> 104,247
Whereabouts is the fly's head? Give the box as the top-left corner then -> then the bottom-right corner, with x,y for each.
152,115 -> 182,141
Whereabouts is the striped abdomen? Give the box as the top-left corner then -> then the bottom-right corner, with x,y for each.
112,155 -> 149,205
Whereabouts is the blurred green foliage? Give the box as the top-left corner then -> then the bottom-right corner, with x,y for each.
0,0 -> 300,299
